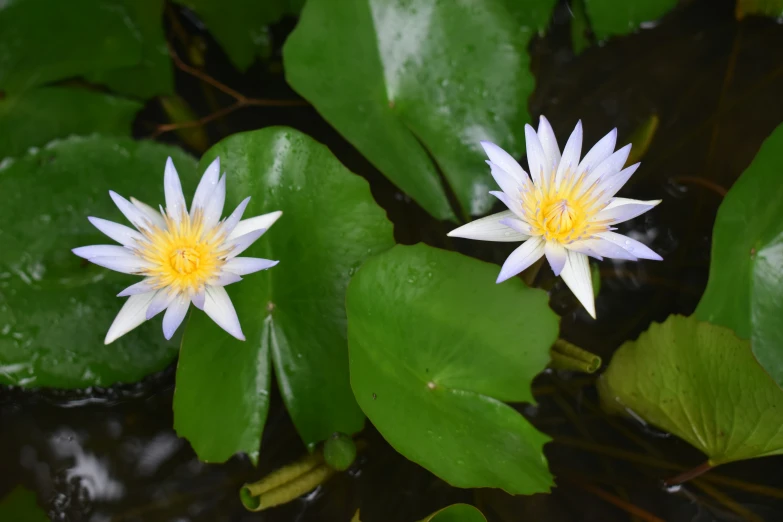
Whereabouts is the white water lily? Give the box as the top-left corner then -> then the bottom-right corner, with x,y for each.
449,117 -> 662,318
74,157 -> 281,344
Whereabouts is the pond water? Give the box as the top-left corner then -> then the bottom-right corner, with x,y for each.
2,0 -> 783,520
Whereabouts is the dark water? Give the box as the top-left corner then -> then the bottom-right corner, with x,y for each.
3,0 -> 783,520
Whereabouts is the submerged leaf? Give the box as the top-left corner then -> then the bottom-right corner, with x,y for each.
175,127 -> 394,464
0,487 -> 48,522
0,136 -> 198,388
584,0 -> 678,39
0,87 -> 141,159
599,315 -> 783,466
348,244 -> 558,494
695,123 -> 783,388
284,0 -> 556,220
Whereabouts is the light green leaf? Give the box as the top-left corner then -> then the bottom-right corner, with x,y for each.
174,127 -> 394,464
584,0 -> 678,39
284,0 -> 556,221
347,244 -> 558,494
86,0 -> 174,99
0,487 -> 48,522
598,315 -> 783,466
0,136 -> 198,388
0,87 -> 142,159
173,0 -> 285,71
422,504 -> 487,522
0,0 -> 142,93
694,123 -> 783,388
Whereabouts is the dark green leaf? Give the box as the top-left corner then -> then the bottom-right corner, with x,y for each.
0,87 -> 141,160
175,127 -> 394,464
86,0 -> 174,99
422,504 -> 487,522
284,0 -> 555,221
0,136 -> 198,388
0,487 -> 48,522
584,0 -> 677,39
347,244 -> 557,494
694,123 -> 783,388
173,0 -> 285,70
570,0 -> 591,55
599,315 -> 783,465
0,0 -> 142,93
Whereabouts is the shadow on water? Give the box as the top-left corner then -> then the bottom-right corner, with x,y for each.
3,0 -> 783,520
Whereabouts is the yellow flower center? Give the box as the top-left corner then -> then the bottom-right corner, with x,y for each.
521,169 -> 608,244
137,212 -> 227,293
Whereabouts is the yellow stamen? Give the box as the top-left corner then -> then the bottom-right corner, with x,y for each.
522,168 -> 608,244
136,209 -> 227,294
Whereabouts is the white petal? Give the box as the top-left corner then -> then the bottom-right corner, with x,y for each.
89,256 -> 154,274
480,141 -> 529,186
497,217 -> 534,236
582,144 -> 632,194
448,211 -> 529,242
104,292 -> 156,344
191,157 -> 220,215
524,124 -> 548,187
202,173 -> 226,231
496,236 -> 545,283
130,197 -> 166,229
192,287 -> 205,310
544,241 -> 568,276
560,250 -> 596,318
218,197 -> 251,239
162,295 -> 190,340
223,257 -> 279,275
72,245 -> 134,260
228,210 -> 282,241
489,190 -> 525,218
204,286 -> 245,341
596,231 -> 662,261
117,278 -> 158,297
568,238 -> 636,261
146,288 -> 178,320
88,217 -> 144,247
208,272 -> 243,287
110,191 -> 153,231
593,162 -> 641,207
487,161 -> 523,199
223,228 -> 266,259
537,116 -> 561,169
594,198 -> 661,225
164,157 -> 187,223
555,120 -> 582,188
577,128 -> 617,176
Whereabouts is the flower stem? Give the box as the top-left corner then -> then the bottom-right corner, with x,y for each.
664,460 -> 714,486
549,339 -> 602,373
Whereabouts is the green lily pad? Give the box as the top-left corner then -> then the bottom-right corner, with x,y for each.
283,0 -> 555,221
0,0 -> 142,94
173,0 -> 286,71
86,0 -> 174,99
584,0 -> 678,39
0,136 -> 198,388
694,123 -> 783,388
0,87 -> 142,160
422,504 -> 487,522
0,487 -> 48,522
174,127 -> 394,464
598,315 -> 783,466
347,244 -> 558,494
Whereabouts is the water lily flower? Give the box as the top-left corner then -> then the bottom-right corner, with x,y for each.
448,117 -> 662,318
73,157 -> 281,344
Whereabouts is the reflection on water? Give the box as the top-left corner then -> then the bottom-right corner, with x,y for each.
3,0 -> 783,520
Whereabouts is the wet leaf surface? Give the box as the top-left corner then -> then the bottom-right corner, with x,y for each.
348,244 -> 558,494
174,127 -> 394,464
0,136 -> 197,388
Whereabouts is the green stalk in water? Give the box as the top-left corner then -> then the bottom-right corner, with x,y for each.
549,339 -> 602,374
